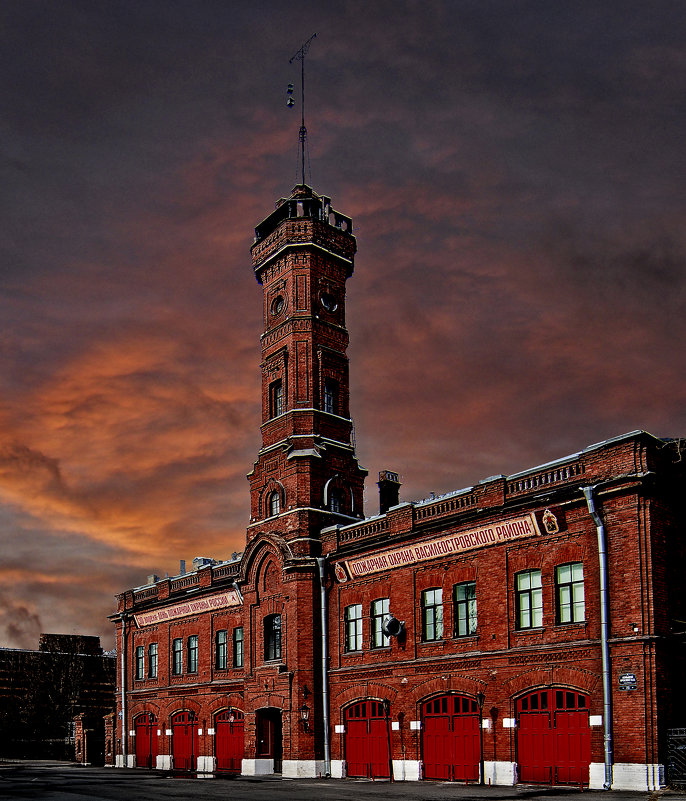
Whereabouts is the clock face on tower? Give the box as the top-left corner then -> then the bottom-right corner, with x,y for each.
320,292 -> 338,312
271,295 -> 285,316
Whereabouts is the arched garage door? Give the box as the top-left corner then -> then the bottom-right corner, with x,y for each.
422,694 -> 480,781
345,700 -> 390,778
172,710 -> 198,771
215,708 -> 244,773
517,689 -> 591,785
134,712 -> 158,769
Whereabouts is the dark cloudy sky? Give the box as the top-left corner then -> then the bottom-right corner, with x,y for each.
1,0 -> 684,649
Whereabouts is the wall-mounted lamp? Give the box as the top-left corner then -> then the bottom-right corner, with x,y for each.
300,703 -> 310,732
476,691 -> 486,711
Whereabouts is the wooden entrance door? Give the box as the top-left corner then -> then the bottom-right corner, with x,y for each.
171,710 -> 198,771
517,689 -> 590,785
422,694 -> 480,781
215,708 -> 244,773
255,708 -> 282,772
134,713 -> 157,769
345,700 -> 391,779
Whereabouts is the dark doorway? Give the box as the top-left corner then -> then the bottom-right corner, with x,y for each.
256,708 -> 282,773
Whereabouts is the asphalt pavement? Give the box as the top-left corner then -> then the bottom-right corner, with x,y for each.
1,761 -> 686,801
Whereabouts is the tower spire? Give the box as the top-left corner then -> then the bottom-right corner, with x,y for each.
288,33 -> 316,187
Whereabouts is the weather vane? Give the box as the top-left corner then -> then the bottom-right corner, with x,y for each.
287,33 -> 316,187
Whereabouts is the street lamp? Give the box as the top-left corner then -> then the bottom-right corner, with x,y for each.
300,703 -> 310,732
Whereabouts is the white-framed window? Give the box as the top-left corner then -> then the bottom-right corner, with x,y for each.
516,569 -> 543,629
344,604 -> 363,652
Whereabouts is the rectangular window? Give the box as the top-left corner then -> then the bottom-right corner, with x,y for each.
516,569 -> 543,629
187,635 -> 198,673
148,643 -> 158,678
324,379 -> 338,415
454,582 -> 477,637
344,604 -> 363,652
216,630 -> 228,670
556,563 -> 585,623
371,598 -> 390,648
233,627 -> 244,668
269,379 -> 284,418
264,615 -> 282,661
422,588 -> 443,641
135,645 -> 144,680
172,637 -> 183,675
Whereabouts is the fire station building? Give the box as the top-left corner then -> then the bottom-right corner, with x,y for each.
111,184 -> 686,791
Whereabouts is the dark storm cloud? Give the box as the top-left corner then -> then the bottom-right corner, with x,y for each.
0,0 -> 684,647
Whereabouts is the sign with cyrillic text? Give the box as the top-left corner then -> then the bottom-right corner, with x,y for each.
336,513 -> 539,581
134,589 -> 241,627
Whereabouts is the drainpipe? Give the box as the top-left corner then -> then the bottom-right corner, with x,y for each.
582,485 -> 613,789
317,557 -> 331,777
119,612 -> 128,768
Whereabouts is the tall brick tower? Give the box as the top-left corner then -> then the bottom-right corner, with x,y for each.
247,184 -> 367,554
238,184 -> 367,777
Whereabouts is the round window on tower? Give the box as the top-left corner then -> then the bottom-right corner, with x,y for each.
320,293 -> 338,312
271,295 -> 285,316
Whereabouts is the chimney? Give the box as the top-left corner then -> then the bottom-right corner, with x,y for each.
179,560 -> 186,575
378,470 -> 401,514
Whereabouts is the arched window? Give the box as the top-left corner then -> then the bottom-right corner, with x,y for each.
269,491 -> 280,517
329,487 -> 342,513
264,614 -> 282,661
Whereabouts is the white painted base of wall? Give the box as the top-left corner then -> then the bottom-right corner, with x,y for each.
590,762 -> 665,791
196,756 -> 216,774
126,755 -> 135,768
483,761 -> 517,786
392,760 -> 421,781
282,760 -> 328,778
156,754 -> 172,771
115,755 -> 124,768
331,759 -> 345,779
242,758 -> 274,775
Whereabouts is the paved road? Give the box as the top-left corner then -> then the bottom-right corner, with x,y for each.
1,762 -> 685,801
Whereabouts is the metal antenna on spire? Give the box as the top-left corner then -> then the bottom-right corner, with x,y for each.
288,33 -> 316,187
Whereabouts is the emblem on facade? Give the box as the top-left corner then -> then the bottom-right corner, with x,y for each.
334,563 -> 348,583
542,508 -> 559,534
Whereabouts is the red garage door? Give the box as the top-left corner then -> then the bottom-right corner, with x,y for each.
345,701 -> 390,778
517,689 -> 590,785
172,711 -> 198,772
215,708 -> 244,773
422,694 -> 480,781
134,712 -> 158,769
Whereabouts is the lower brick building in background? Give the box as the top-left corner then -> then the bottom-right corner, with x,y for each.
0,634 -> 115,762
111,183 -> 686,790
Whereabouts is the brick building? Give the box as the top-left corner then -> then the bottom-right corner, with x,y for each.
0,634 -> 115,762
111,184 -> 686,790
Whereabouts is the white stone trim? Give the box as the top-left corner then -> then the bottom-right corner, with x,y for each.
483,761 -> 517,786
242,758 -> 274,775
410,719 -> 421,730
207,727 -> 215,735
165,728 -> 172,736
502,717 -> 516,728
482,718 -> 491,729
589,715 -> 602,726
115,755 -> 125,768
282,759 -> 328,778
331,759 -> 346,778
391,721 -> 400,731
126,754 -> 135,768
589,762 -> 665,791
196,756 -> 216,773
393,760 -> 421,781
156,754 -> 172,770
